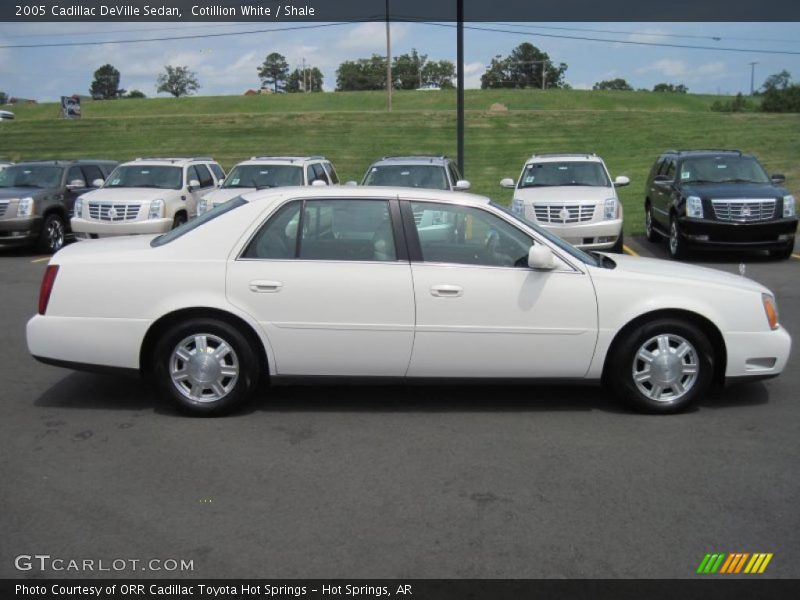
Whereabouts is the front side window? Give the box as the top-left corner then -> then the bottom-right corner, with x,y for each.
66,166 -> 84,185
323,162 -> 340,184
209,163 -> 225,180
0,165 -> 63,189
243,199 -> 396,262
518,161 -> 611,188
194,164 -> 214,188
410,201 -> 532,268
224,164 -> 304,189
105,165 -> 182,190
363,165 -> 450,190
679,156 -> 770,185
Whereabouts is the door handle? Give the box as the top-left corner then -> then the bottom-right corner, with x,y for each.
249,280 -> 283,293
430,284 -> 463,297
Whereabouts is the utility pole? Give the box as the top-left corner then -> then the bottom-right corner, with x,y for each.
385,0 -> 392,112
456,0 -> 464,175
302,57 -> 306,92
749,61 -> 759,95
541,60 -> 546,90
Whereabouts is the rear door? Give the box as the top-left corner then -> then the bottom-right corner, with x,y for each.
226,196 -> 415,376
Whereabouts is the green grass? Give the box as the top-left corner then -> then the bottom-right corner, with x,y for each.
1,89 -> 797,236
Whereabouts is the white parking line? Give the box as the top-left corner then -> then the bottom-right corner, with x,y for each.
792,253 -> 800,261
30,257 -> 50,264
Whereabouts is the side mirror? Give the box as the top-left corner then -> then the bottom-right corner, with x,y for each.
771,174 -> 786,184
311,179 -> 328,187
217,178 -> 225,187
613,175 -> 630,187
66,179 -> 86,190
528,244 -> 556,270
500,178 -> 516,189
454,179 -> 471,191
344,180 -> 358,187
91,178 -> 104,188
187,179 -> 201,191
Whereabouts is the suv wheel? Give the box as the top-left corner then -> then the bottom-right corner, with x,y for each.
172,212 -> 187,229
608,318 -> 714,414
668,216 -> 688,260
610,232 -> 624,254
37,213 -> 66,254
645,203 -> 659,242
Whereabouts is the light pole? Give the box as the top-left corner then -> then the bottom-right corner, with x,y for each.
457,0 -> 464,175
385,0 -> 392,112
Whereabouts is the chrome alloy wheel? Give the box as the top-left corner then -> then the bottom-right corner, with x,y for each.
645,208 -> 653,237
169,333 -> 240,402
47,218 -> 65,251
632,333 -> 699,402
669,220 -> 679,256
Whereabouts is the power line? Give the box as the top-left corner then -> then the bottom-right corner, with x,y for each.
0,22 -> 259,39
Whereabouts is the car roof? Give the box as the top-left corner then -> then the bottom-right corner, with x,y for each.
526,153 -> 604,164
662,149 -> 748,158
240,156 -> 326,165
12,159 -> 117,167
370,156 -> 450,167
240,185 -> 491,207
124,157 -> 218,166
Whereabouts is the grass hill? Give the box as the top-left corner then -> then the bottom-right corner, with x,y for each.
1,89 -> 797,236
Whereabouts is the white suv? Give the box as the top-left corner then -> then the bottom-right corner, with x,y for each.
198,156 -> 339,215
71,157 -> 225,237
501,153 -> 629,252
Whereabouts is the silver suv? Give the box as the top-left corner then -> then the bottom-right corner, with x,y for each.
361,156 -> 470,191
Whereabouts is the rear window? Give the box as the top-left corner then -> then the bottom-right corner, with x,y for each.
150,196 -> 247,247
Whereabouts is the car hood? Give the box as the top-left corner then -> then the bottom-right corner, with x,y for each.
202,188 -> 252,205
600,254 -> 768,294
80,188 -> 172,203
0,187 -> 52,199
514,186 -> 615,204
680,182 -> 786,199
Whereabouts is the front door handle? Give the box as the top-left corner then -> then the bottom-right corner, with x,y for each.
249,280 -> 283,293
430,284 -> 463,298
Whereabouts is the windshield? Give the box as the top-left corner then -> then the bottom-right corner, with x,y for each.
0,165 -> 63,188
679,156 -> 770,184
363,165 -> 449,190
223,164 -> 303,189
105,165 -> 182,190
151,196 -> 248,247
490,201 -> 601,267
519,161 -> 611,188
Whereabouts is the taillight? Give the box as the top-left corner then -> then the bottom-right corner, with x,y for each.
38,265 -> 59,315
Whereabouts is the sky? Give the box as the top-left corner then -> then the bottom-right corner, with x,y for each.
1,21 -> 799,100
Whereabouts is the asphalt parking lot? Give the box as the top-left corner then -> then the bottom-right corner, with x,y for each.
1,237 -> 798,579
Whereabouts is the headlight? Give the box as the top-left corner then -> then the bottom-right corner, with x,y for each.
762,293 -> 779,330
603,198 -> 619,220
73,196 -> 84,218
783,195 -> 796,218
686,195 -> 703,218
17,196 -> 34,217
511,197 -> 523,215
197,197 -> 208,215
148,199 -> 164,220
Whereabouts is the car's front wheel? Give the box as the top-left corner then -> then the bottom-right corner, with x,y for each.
608,318 -> 714,414
668,216 -> 688,260
645,202 -> 659,243
151,318 -> 260,415
37,213 -> 66,254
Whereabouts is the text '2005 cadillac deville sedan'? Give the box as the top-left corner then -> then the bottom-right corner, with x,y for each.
27,187 -> 790,415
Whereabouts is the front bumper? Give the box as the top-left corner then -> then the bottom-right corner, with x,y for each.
679,217 -> 797,250
71,217 -> 173,237
0,216 -> 41,244
723,326 -> 791,379
536,218 -> 623,250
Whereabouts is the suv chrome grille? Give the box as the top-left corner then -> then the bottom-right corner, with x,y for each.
88,202 -> 141,221
0,200 -> 8,217
532,203 -> 596,224
711,199 -> 776,223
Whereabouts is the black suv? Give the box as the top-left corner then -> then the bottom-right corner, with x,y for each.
644,149 -> 797,259
0,159 -> 117,253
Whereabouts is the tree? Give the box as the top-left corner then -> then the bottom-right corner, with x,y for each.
422,60 -> 455,88
480,43 -> 567,89
286,67 -> 324,92
156,66 -> 199,98
125,89 -> 146,99
0,91 -> 7,104
763,69 -> 791,92
90,64 -> 123,99
393,49 -> 428,90
336,55 -> 388,91
760,72 -> 800,112
593,78 -> 633,91
653,82 -> 688,93
258,53 -> 290,93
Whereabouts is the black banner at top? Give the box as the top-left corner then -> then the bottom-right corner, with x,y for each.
4,0 -> 800,22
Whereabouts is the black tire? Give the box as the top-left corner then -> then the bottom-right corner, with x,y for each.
610,232 -> 625,254
36,212 -> 66,254
172,211 -> 188,229
150,318 -> 261,416
644,202 -> 660,243
769,244 -> 794,260
607,318 -> 714,414
668,215 -> 689,260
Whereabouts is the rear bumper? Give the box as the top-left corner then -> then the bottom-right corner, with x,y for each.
537,218 -> 623,249
71,217 -> 173,237
0,216 -> 41,244
723,326 -> 791,378
679,217 -> 797,249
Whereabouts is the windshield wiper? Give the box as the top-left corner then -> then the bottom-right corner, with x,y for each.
256,184 -> 273,190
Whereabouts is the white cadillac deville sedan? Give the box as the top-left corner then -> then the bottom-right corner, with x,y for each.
27,187 -> 790,415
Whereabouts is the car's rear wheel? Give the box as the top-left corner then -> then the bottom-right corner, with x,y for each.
645,203 -> 659,243
668,216 -> 688,260
608,318 -> 714,414
37,213 -> 66,254
151,318 -> 260,415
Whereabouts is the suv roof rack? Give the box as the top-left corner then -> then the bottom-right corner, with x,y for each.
134,157 -> 215,163
665,149 -> 743,156
529,152 -> 598,159
380,155 -> 448,162
248,156 -> 326,162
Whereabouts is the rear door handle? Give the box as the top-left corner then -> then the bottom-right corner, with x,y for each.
249,280 -> 283,293
430,284 -> 463,297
